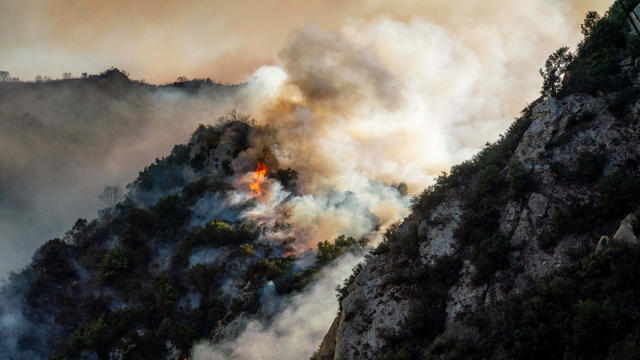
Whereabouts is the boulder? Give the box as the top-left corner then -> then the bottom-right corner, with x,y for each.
612,214 -> 638,245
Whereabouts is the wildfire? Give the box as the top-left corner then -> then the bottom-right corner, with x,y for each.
250,162 -> 268,197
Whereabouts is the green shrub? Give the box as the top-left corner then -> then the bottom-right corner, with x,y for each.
30,238 -> 75,278
598,170 -> 640,219
98,246 -> 130,283
132,144 -> 190,192
275,267 -> 318,294
172,220 -> 239,266
508,160 -> 537,200
539,47 -> 574,97
317,240 -> 344,264
161,319 -> 198,353
477,165 -> 507,195
576,151 -> 606,181
252,258 -> 287,280
608,88 -> 638,118
68,318 -> 107,353
181,178 -> 210,200
238,243 -> 255,257
210,180 -> 234,193
471,234 -> 511,285
550,151 -> 605,183
572,299 -> 617,357
559,0 -> 638,97
548,202 -> 599,248
336,262 -> 365,306
151,194 -> 190,231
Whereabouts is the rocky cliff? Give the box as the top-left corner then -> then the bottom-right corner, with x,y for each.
318,1 -> 640,358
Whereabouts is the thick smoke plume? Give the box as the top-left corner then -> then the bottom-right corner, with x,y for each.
192,1 -> 611,357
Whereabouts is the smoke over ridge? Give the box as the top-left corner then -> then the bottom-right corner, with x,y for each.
190,3 -> 611,357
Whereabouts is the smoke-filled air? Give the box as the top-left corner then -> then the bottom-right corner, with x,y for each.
2,0 -> 631,359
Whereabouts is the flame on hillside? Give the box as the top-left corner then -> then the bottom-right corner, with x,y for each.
249,162 -> 268,197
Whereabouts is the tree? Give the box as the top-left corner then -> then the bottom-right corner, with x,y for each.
581,11 -> 601,37
539,47 -> 574,98
62,72 -> 72,80
35,75 -> 43,82
0,71 -> 9,81
98,185 -> 123,209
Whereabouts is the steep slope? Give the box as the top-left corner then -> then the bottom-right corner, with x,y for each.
318,1 -> 640,358
0,116 -> 374,360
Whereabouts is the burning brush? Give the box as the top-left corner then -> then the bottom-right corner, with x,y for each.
249,162 -> 268,197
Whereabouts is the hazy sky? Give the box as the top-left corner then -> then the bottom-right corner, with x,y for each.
0,0 -> 611,84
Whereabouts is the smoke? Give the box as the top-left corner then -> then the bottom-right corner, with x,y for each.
0,0 -> 611,83
192,253 -> 362,360
0,272 -> 51,359
255,6 -> 600,193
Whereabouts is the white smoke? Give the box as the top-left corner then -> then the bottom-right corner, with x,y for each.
192,253 -> 362,360
192,2 -> 598,357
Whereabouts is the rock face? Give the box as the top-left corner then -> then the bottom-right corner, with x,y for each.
418,194 -> 462,265
332,254 -> 413,359
318,88 -> 640,359
613,213 -> 638,245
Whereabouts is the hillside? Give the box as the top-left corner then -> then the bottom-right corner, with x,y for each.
0,113 -> 376,359
316,1 -> 640,358
0,67 -> 250,278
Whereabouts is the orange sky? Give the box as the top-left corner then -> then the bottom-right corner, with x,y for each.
0,0 -> 612,84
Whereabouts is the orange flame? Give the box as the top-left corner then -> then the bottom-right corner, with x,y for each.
250,162 -> 268,197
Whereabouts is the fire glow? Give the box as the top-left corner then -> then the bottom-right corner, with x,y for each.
250,162 -> 268,197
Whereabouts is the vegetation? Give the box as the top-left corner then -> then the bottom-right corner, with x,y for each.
540,47 -> 574,98
431,244 -> 640,360
550,151 -> 606,182
384,256 -> 463,359
98,246 -> 130,283
559,0 -> 640,97
7,116 -> 363,360
598,169 -> 640,219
